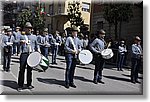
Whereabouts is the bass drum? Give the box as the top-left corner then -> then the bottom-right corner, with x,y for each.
79,50 -> 93,64
27,52 -> 49,71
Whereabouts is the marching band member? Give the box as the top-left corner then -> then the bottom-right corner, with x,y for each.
117,40 -> 127,71
17,22 -> 38,92
64,26 -> 81,88
12,26 -> 21,56
83,35 -> 89,49
60,32 -> 67,56
38,28 -> 49,58
51,30 -> 61,64
2,28 -> 14,72
131,36 -> 142,84
78,33 -> 84,50
90,29 -> 106,84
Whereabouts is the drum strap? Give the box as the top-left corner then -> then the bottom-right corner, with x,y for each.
69,37 -> 77,52
98,38 -> 106,49
8,36 -> 11,42
136,45 -> 142,54
25,35 -> 32,53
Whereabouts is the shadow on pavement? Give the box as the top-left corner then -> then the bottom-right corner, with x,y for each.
74,76 -> 93,83
37,78 -> 65,87
11,60 -> 20,63
56,57 -> 65,61
0,80 -> 18,90
104,64 -> 117,71
122,74 -> 143,79
49,65 -> 65,70
103,75 -> 131,82
76,65 -> 94,70
11,56 -> 19,59
60,60 -> 66,63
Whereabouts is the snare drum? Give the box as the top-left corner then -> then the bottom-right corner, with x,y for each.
101,48 -> 114,59
27,52 -> 49,71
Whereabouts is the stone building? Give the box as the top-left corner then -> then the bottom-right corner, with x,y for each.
44,0 -> 91,33
90,1 -> 143,66
90,1 -> 143,46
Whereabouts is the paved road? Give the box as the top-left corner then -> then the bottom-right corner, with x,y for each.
0,55 -> 143,95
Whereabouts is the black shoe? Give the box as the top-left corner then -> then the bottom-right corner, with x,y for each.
65,84 -> 69,89
93,80 -> 98,84
69,83 -> 76,88
131,81 -> 136,84
3,67 -> 6,71
51,63 -> 54,65
120,69 -> 123,71
17,87 -> 23,92
5,69 -> 10,72
98,80 -> 105,84
54,62 -> 57,65
27,85 -> 34,89
135,80 -> 141,84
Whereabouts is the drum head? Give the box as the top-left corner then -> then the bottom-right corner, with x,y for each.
79,50 -> 93,64
101,49 -> 112,56
27,52 -> 42,67
101,49 -> 113,59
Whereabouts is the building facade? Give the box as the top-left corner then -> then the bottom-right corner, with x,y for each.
90,1 -> 143,45
90,1 -> 143,66
2,0 -> 91,34
44,0 -> 91,33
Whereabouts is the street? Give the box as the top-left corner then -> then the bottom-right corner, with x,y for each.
0,54 -> 142,95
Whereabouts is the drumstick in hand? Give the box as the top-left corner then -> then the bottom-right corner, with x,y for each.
107,42 -> 111,49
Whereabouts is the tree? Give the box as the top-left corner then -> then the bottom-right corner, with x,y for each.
103,4 -> 133,40
17,3 -> 45,31
67,1 -> 84,28
17,6 -> 32,29
32,2 -> 45,31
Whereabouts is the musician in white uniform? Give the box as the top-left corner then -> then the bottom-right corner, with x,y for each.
131,36 -> 142,84
90,29 -> 106,84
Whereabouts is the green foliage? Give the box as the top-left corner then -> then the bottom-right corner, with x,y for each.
32,3 -> 45,31
17,8 -> 32,28
104,4 -> 133,24
103,4 -> 133,39
17,3 -> 45,30
67,1 -> 84,27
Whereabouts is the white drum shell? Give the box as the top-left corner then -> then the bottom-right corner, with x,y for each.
101,49 -> 114,59
79,50 -> 93,64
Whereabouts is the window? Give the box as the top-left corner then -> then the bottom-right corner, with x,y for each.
49,4 -> 53,15
97,21 -> 103,30
82,2 -> 90,12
